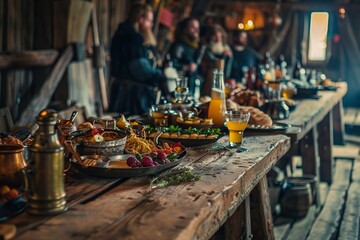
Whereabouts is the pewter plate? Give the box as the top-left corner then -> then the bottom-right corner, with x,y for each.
73,150 -> 187,178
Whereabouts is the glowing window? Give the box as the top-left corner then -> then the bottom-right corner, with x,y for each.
308,12 -> 329,61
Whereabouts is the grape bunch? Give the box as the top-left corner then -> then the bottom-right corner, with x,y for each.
126,151 -> 175,168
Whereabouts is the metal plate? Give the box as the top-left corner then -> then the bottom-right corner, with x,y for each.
72,150 -> 187,178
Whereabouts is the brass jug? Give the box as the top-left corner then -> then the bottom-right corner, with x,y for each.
0,144 -> 27,188
27,109 -> 67,215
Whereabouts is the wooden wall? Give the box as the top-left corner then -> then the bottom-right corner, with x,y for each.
0,0 -> 131,124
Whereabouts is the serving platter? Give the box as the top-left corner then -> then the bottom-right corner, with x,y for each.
72,150 -> 186,178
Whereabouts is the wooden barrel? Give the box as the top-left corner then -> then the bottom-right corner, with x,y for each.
287,174 -> 317,202
280,183 -> 312,218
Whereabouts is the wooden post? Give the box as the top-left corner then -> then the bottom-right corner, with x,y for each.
318,111 -> 334,184
300,128 -> 321,206
332,100 -> 345,145
250,177 -> 274,240
223,200 -> 246,240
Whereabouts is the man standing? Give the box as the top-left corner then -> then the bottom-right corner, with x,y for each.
230,30 -> 262,83
110,3 -> 165,115
167,17 -> 202,98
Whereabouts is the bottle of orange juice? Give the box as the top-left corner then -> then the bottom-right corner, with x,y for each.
208,68 -> 227,128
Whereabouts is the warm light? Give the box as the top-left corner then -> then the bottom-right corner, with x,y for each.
339,7 -> 346,19
238,23 -> 244,29
244,20 -> 254,30
308,12 -> 329,61
339,7 -> 345,15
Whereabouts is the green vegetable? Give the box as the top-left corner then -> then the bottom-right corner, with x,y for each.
153,170 -> 200,188
166,153 -> 178,161
145,125 -> 222,136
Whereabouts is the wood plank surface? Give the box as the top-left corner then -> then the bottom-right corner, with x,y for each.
330,159 -> 352,191
14,135 -> 290,240
343,107 -> 358,126
307,158 -> 352,240
307,189 -> 346,240
8,172 -> 122,236
333,145 -> 360,159
338,159 -> 360,239
285,205 -> 317,240
338,182 -> 360,240
0,50 -> 59,69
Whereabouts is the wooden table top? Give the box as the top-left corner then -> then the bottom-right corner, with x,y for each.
246,82 -> 348,143
10,135 -> 290,240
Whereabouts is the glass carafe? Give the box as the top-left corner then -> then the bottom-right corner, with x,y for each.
208,69 -> 227,128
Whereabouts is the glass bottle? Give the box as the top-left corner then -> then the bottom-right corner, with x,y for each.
208,69 -> 227,128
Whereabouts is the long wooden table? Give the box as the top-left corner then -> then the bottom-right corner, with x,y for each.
246,82 -> 347,205
8,135 -> 290,240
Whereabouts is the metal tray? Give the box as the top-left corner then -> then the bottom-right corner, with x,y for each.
72,150 -> 187,178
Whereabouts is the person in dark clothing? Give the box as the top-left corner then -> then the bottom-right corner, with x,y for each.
200,24 -> 233,96
230,30 -> 262,83
109,3 -> 165,115
167,17 -> 202,98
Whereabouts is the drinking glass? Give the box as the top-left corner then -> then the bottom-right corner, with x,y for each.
225,111 -> 251,149
174,76 -> 189,103
149,104 -> 171,126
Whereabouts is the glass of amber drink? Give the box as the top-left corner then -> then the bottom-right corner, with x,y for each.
225,111 -> 250,148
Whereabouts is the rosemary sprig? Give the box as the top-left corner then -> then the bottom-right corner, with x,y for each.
151,167 -> 200,188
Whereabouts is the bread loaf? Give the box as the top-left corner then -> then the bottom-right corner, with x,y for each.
239,106 -> 273,127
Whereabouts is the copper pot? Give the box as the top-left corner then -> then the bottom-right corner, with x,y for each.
0,144 -> 27,187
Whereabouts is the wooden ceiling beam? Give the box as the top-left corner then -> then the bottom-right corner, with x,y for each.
0,50 -> 59,70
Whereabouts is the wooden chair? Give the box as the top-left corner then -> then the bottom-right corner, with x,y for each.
57,106 -> 88,126
0,107 -> 14,132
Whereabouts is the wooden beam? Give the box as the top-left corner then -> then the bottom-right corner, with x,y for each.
318,111 -> 334,184
300,128 -> 321,206
0,50 -> 59,70
250,177 -> 275,240
17,45 -> 73,126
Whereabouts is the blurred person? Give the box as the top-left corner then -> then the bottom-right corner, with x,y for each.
229,30 -> 262,83
200,24 -> 233,96
109,3 -> 166,115
166,17 -> 203,98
